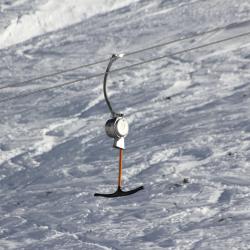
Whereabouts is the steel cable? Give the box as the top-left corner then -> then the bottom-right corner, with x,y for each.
0,21 -> 246,91
0,30 -> 250,104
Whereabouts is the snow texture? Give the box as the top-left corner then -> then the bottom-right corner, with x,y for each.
1,0 -> 250,249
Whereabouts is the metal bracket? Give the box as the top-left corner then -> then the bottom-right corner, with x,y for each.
103,54 -> 128,149
103,54 -> 124,118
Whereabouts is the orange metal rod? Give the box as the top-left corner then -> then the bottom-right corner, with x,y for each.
118,148 -> 123,188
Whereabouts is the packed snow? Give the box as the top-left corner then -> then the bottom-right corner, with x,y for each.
0,0 -> 139,49
0,0 -> 250,249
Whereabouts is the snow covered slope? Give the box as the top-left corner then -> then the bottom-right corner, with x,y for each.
0,0 -> 139,49
1,0 -> 250,249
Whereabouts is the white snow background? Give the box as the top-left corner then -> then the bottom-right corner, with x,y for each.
1,0 -> 250,249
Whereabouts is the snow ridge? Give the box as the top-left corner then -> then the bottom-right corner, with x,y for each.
0,0 -> 137,49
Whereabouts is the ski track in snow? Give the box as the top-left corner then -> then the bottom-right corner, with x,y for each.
1,0 -> 250,249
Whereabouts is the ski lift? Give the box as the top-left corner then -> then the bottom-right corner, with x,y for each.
94,54 -> 144,198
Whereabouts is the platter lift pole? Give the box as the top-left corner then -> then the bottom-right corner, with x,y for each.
94,54 -> 144,198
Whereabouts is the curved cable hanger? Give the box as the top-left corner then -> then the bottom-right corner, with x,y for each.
103,54 -> 124,117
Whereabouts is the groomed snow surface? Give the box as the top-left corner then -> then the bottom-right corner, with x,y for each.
1,0 -> 250,249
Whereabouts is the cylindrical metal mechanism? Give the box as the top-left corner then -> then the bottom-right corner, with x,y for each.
105,117 -> 129,139
103,55 -> 129,150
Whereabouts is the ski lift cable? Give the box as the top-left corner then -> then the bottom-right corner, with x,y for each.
0,22 -> 246,91
124,26 -> 224,57
0,30 -> 250,104
0,58 -> 109,91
